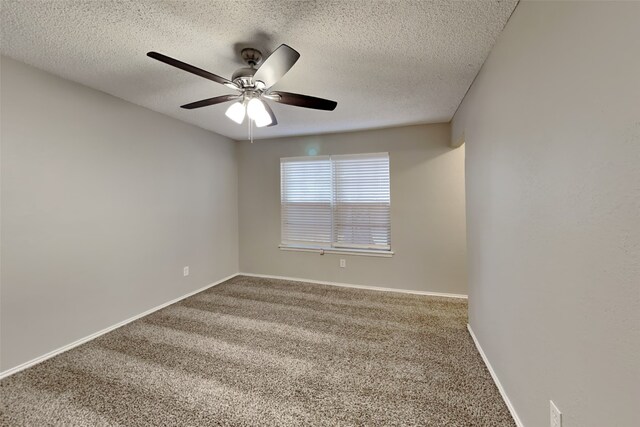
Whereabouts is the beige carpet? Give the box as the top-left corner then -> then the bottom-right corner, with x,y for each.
0,275 -> 515,426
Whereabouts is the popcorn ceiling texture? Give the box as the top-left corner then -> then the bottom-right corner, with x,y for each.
0,276 -> 516,426
0,0 -> 516,140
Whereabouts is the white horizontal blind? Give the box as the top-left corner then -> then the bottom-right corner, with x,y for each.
332,153 -> 390,250
281,153 -> 391,251
280,156 -> 332,247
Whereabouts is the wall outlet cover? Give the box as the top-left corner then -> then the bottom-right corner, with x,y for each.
340,259 -> 346,268
550,400 -> 562,427
183,266 -> 189,277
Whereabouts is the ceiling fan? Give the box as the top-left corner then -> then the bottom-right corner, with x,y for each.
147,44 -> 337,128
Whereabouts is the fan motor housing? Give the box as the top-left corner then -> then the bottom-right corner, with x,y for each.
232,66 -> 257,85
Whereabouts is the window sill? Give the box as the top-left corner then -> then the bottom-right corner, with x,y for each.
279,245 -> 394,258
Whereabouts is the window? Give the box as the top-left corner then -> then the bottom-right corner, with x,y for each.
280,153 -> 391,254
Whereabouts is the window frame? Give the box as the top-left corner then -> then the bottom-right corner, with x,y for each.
280,153 -> 393,257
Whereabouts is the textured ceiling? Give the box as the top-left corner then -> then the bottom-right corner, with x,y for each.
0,0 -> 516,140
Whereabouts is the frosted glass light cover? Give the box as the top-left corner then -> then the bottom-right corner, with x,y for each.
225,102 -> 245,124
247,98 -> 265,120
247,98 -> 272,127
254,110 -> 273,127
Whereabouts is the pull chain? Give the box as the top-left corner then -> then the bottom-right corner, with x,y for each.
247,117 -> 254,143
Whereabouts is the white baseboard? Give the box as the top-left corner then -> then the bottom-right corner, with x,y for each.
467,324 -> 524,427
0,273 -> 240,380
238,272 -> 468,299
1,271 -> 465,380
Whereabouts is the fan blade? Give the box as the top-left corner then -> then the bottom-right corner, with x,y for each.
180,94 -> 241,110
253,44 -> 300,88
147,51 -> 238,89
262,101 -> 278,127
271,91 -> 337,111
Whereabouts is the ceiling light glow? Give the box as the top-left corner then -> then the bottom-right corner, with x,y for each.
247,98 -> 272,127
246,98 -> 265,119
254,113 -> 272,127
225,101 -> 245,124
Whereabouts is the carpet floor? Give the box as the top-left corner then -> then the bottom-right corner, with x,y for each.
0,275 -> 515,426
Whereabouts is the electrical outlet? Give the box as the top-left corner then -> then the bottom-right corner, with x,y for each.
550,400 -> 562,427
183,266 -> 189,277
339,259 -> 346,268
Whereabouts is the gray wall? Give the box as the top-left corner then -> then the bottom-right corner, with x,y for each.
452,2 -> 640,426
238,124 -> 467,295
0,56 -> 239,372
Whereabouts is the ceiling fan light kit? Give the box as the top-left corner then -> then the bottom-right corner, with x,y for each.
225,101 -> 246,124
147,44 -> 337,140
247,98 -> 272,127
